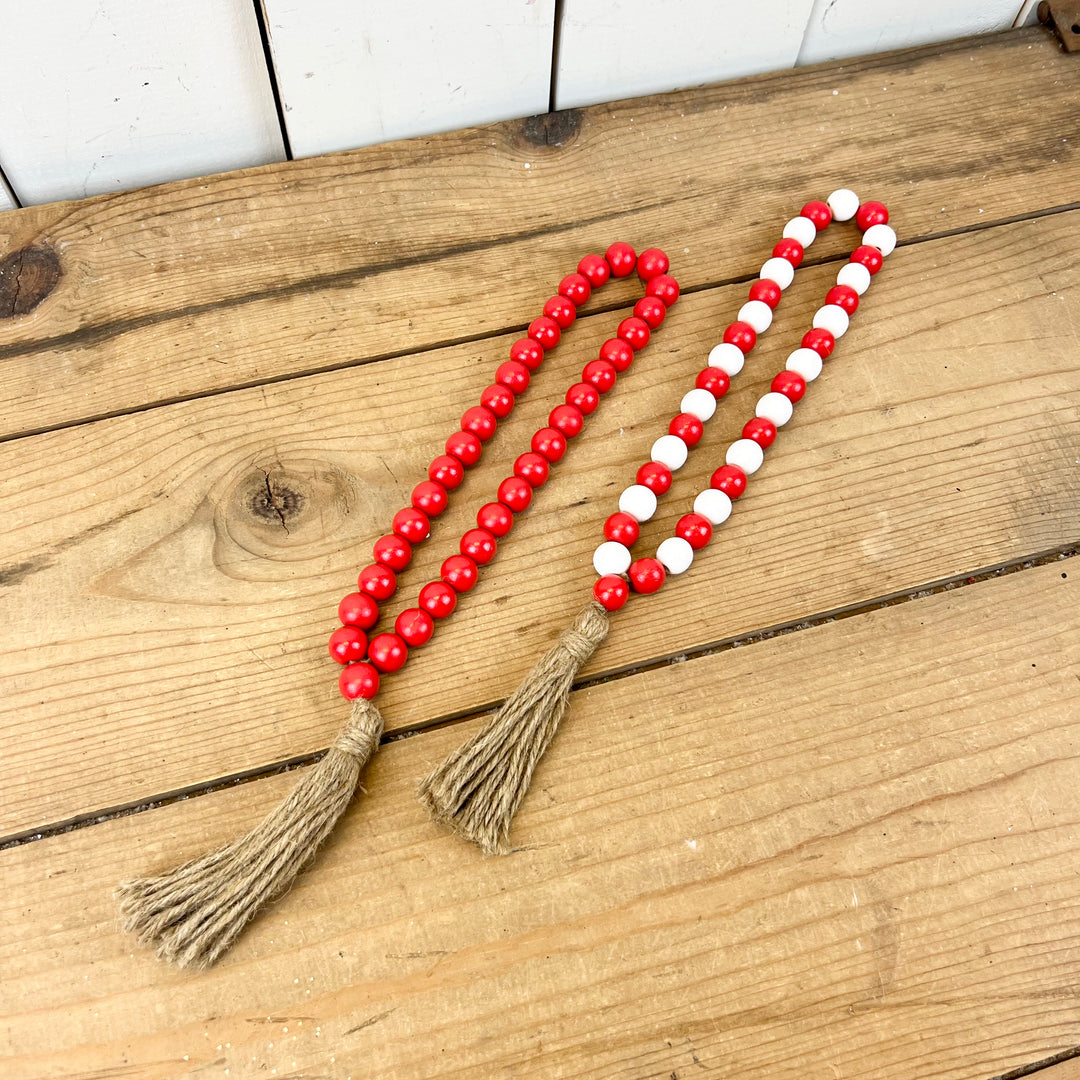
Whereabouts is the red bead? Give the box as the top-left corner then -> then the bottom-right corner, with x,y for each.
582,358 -> 617,394
395,607 -> 434,647
723,321 -> 757,354
428,454 -> 465,490
461,405 -> 498,441
636,460 -> 672,495
800,200 -> 832,230
549,403 -> 584,438
339,662 -> 379,700
646,274 -> 680,307
531,426 -> 567,463
373,533 -> 412,571
558,272 -> 591,306
543,294 -> 576,329
771,369 -> 806,403
477,501 -> 514,537
577,253 -> 610,288
675,513 -> 713,550
509,337 -> 544,371
599,338 -> 634,372
419,580 -> 457,619
498,476 -> 533,512
593,574 -> 630,612
460,527 -> 498,565
669,412 -> 704,447
696,367 -> 730,398
481,383 -> 514,419
445,429 -> 482,467
358,562 -> 396,601
628,557 -> 665,594
368,632 -> 408,673
338,591 -> 379,629
566,382 -> 599,415
773,238 -> 804,268
496,359 -> 531,395
636,248 -> 669,280
329,625 -> 368,665
412,479 -> 448,516
441,554 -> 479,593
850,246 -> 884,275
633,295 -> 667,328
528,316 -> 561,350
711,464 -> 747,499
514,451 -> 550,488
603,511 -> 640,545
742,416 -> 777,448
617,316 -> 650,351
606,242 -> 637,277
392,506 -> 430,543
855,200 -> 889,231
825,284 -> 859,315
749,278 -> 782,309
802,327 -> 835,358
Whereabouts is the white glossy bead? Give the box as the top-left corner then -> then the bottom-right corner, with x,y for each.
593,541 -> 631,577
759,256 -> 795,290
681,387 -> 716,422
786,347 -> 823,382
827,188 -> 859,222
657,536 -> 694,575
863,222 -> 896,256
782,215 -> 817,248
726,438 -> 765,475
813,304 -> 850,339
693,488 -> 733,526
837,261 -> 872,295
708,341 -> 745,376
756,391 -> 794,427
618,484 -> 657,522
651,434 -> 688,471
737,299 -> 773,333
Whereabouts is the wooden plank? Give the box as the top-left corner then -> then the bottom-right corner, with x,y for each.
0,28 -> 1075,437
1039,1060 -> 1080,1080
1,562 -> 1078,1079
262,0 -> 556,158
1,207 -> 1078,836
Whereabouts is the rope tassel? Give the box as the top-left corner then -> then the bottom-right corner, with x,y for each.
418,601 -> 609,854
117,699 -> 383,969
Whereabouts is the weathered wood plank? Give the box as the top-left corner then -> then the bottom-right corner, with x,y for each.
1,562 -> 1077,1079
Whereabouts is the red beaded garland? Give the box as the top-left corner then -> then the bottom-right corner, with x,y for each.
669,412 -> 704,447
606,242 -> 637,277
412,479 -> 448,516
618,316 -> 651,351
773,237 -> 804,267
496,359 -> 531,395
633,296 -> 667,328
509,338 -> 544,371
558,272 -> 591,306
339,661 -> 379,700
850,245 -> 884,274
543,294 -> 577,328
801,327 -> 835,358
582,358 -> 617,394
566,382 -> 600,415
742,416 -> 777,448
373,533 -> 412,571
461,405 -> 498,441
636,461 -> 672,495
528,315 -> 562,350
368,632 -> 408,673
480,383 -> 515,418
593,574 -> 630,611
338,591 -> 379,629
498,476 -> 533,512
636,248 -> 669,280
460,527 -> 498,565
531,426 -> 567,462
771,369 -> 806,403
675,513 -> 713,550
441,554 -> 479,593
358,563 -> 396,601
577,253 -> 610,287
477,501 -> 514,537
395,607 -> 434,647
603,511 -> 640,545
800,200 -> 832,229
419,580 -> 457,619
749,278 -> 782,309
696,367 -> 730,398
445,429 -> 482,467
646,274 -> 679,306
711,464 -> 747,499
392,506 -> 430,543
628,557 -> 665,594
825,284 -> 859,315
599,338 -> 635,372
723,321 -> 757,354
514,451 -> 550,488
855,200 -> 889,230
328,625 -> 368,664
428,454 -> 465,490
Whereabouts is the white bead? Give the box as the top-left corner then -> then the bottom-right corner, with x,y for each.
726,438 -> 765,475
759,257 -> 795,290
837,261 -> 872,295
813,304 -> 850,339
657,536 -> 694,575
593,541 -> 631,577
863,223 -> 896,257
756,391 -> 794,427
827,188 -> 859,222
786,347 -> 823,382
618,484 -> 657,522
782,215 -> 817,248
693,488 -> 732,526
681,387 -> 716,422
708,341 -> 745,376
737,299 -> 773,333
651,433 -> 688,471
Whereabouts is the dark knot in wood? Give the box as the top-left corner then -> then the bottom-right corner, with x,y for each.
0,246 -> 62,318
252,475 -> 306,529
519,109 -> 582,148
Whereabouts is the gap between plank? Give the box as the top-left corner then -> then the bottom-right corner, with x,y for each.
991,1043 -> 1080,1080
2,541 -> 1074,852
250,0 -> 294,161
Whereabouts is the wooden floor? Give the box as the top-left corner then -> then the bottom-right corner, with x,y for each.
2,25 -> 1079,1080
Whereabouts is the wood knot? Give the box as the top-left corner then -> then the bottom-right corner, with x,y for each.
251,475 -> 306,529
519,109 -> 582,148
0,246 -> 62,318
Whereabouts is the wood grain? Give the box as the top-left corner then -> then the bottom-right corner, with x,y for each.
0,29 -> 1076,437
1,562 -> 1078,1079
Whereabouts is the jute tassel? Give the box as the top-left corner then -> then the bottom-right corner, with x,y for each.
418,600 -> 609,854
117,698 -> 383,969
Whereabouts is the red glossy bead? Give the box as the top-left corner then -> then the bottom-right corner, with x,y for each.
723,321 -> 757,354
749,278 -> 782,309
412,479 -> 448,516
802,327 -> 835,358
771,369 -> 806,403
461,405 -> 498,441
825,284 -> 859,315
599,337 -> 634,372
855,200 -> 889,231
339,661 -> 379,700
603,511 -> 640,545
460,527 -> 498,565
477,501 -> 514,537
481,383 -> 514,419
419,580 -> 458,619
558,272 -> 591,306
368,632 -> 408,673
617,316 -> 650,350
392,506 -> 430,543
850,245 -> 884,274
637,460 -> 672,495
646,274 -> 680,307
395,607 -> 434,647
801,200 -> 832,230
582,358 -> 617,394
514,451 -> 550,488
549,403 -> 584,438
676,513 -> 713,550
531,426 -> 567,463
428,454 -> 465,490
373,533 -> 412,571
441,554 -> 479,593
445,429 -> 482,467
577,253 -> 611,288
510,337 -> 544,371
358,562 -> 396,601
593,574 -> 630,612
528,316 -> 561,350
628,557 -> 666,594
696,367 -> 730,398
633,295 -> 667,328
498,476 -> 533,512
566,382 -> 599,415
543,294 -> 576,329
606,242 -> 637,277
338,591 -> 379,630
636,248 -> 669,281
496,359 -> 531,395
669,412 -> 704,447
711,464 -> 747,499
329,625 -> 368,665
742,416 -> 777,448
773,238 -> 804,268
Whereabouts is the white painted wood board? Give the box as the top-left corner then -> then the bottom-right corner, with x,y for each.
261,0 -> 557,159
0,0 -> 285,206
0,172 -> 16,212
